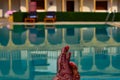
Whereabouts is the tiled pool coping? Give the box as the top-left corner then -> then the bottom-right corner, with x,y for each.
0,18 -> 120,27
10,22 -> 120,28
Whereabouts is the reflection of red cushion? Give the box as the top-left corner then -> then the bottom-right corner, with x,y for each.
69,61 -> 77,69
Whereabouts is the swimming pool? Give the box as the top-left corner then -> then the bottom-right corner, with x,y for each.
0,24 -> 120,80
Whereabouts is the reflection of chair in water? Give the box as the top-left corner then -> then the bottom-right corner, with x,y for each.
47,26 -> 62,44
36,29 -> 45,37
45,25 -> 54,27
47,28 -> 55,35
47,28 -> 56,44
25,25 -> 35,28
29,28 -> 45,44
65,28 -> 80,44
67,28 -> 74,36
45,25 -> 55,34
44,12 -> 56,22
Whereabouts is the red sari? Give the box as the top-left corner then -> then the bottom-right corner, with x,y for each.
69,62 -> 80,80
53,46 -> 80,80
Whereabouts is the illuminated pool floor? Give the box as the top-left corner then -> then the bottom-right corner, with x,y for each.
0,24 -> 120,80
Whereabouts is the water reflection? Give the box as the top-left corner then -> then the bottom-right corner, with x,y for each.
0,24 -> 120,80
12,50 -> 27,75
0,51 -> 10,75
12,25 -> 27,45
80,47 -> 93,70
112,27 -> 120,42
83,28 -> 94,42
65,28 -> 80,44
29,28 -> 45,45
112,52 -> 120,69
95,48 -> 110,70
47,27 -> 62,44
0,24 -> 120,46
0,27 -> 9,46
96,27 -> 110,42
0,47 -> 120,80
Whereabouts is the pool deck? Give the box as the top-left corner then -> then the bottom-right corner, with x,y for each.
12,21 -> 119,25
108,22 -> 120,27
14,22 -> 107,25
0,18 -> 120,27
11,22 -> 120,28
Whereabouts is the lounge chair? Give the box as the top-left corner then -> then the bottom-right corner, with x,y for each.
44,11 -> 56,22
25,11 -> 38,22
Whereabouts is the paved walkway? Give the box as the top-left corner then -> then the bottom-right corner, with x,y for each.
0,18 -> 120,28
13,22 -> 106,25
107,22 -> 120,27
13,21 -> 120,27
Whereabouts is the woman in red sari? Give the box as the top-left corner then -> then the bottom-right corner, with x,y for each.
53,46 -> 80,80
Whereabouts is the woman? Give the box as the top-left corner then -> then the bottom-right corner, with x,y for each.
53,46 -> 80,80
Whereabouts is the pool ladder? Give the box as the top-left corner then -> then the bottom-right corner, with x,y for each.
112,11 -> 115,22
105,12 -> 111,23
105,11 -> 116,24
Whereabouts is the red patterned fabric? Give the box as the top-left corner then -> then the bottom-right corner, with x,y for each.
69,62 -> 80,80
53,46 -> 80,80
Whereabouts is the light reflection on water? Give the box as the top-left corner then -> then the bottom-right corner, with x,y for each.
0,24 -> 120,80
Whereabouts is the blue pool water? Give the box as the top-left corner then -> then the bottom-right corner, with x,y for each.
0,24 -> 120,80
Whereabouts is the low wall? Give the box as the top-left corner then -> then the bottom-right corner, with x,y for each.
13,12 -> 120,22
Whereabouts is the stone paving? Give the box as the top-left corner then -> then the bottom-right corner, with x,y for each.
0,18 -> 120,28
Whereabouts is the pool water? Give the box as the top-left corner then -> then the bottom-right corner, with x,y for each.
0,24 -> 120,80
